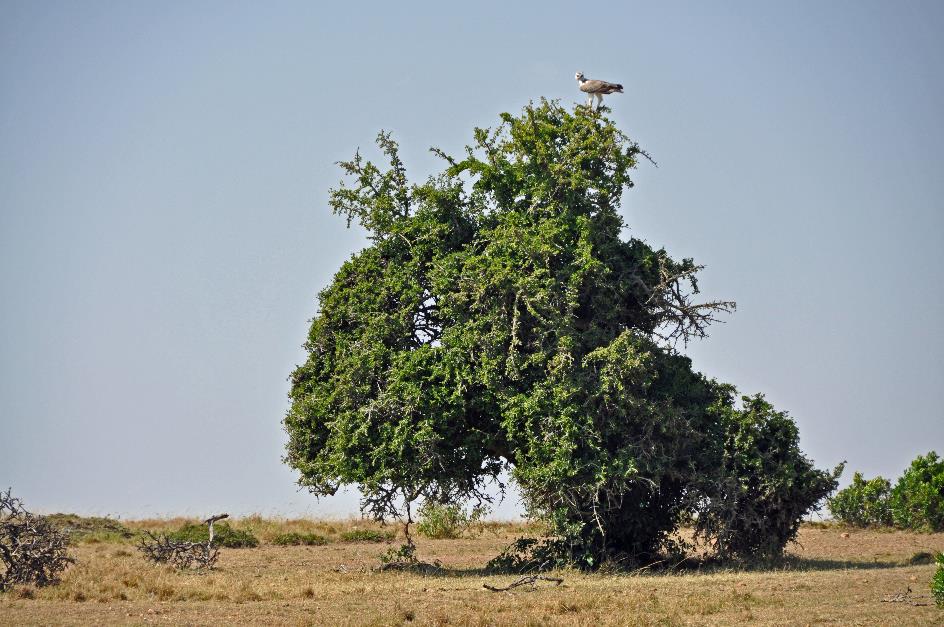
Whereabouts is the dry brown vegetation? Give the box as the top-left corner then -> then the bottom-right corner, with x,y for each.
1,517 -> 942,625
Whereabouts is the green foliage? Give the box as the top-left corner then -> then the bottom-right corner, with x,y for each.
484,536 -> 588,573
694,394 -> 843,559
933,552 -> 944,608
486,538 -> 552,573
416,502 -> 483,539
167,522 -> 258,548
827,472 -> 893,527
889,451 -> 944,532
379,541 -> 417,565
271,532 -> 328,546
284,100 -> 832,567
338,528 -> 394,543
931,553 -> 944,607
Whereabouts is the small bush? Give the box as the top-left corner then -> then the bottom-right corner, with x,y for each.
828,472 -> 893,527
416,502 -> 483,539
339,528 -> 394,543
932,552 -> 944,608
271,532 -> 328,546
889,451 -> 944,532
167,522 -> 259,548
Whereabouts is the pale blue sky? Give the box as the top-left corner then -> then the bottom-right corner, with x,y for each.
1,1 -> 941,519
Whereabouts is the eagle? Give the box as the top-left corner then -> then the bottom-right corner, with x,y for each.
575,72 -> 623,109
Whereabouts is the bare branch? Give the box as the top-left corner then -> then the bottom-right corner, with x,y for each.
0,488 -> 74,590
137,514 -> 228,570
483,575 -> 564,592
631,257 -> 736,348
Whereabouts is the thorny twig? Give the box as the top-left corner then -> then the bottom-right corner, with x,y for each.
0,488 -> 74,590
642,259 -> 736,349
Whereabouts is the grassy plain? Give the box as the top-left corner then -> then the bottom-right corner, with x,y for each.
1,518 -> 942,626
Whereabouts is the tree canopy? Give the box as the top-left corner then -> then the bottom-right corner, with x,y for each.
284,100 -> 840,566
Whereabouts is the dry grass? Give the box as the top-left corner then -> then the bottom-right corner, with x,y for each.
119,515 -> 544,545
2,520 -> 942,625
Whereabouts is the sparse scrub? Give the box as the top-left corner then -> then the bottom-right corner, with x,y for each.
339,528 -> 394,543
271,532 -> 328,546
44,514 -> 134,544
166,521 -> 258,548
416,502 -> 484,539
218,514 -> 318,542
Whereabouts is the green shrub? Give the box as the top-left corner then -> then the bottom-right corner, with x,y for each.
339,528 -> 394,543
889,451 -> 944,532
416,503 -> 483,539
166,522 -> 258,548
827,472 -> 893,527
271,532 -> 328,546
932,552 -> 944,608
695,394 -> 843,560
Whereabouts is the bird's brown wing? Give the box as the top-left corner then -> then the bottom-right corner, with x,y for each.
579,79 -> 623,94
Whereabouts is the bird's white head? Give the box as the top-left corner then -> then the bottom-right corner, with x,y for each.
575,71 -> 585,82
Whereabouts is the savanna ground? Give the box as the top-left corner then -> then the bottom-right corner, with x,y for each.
1,517 -> 941,626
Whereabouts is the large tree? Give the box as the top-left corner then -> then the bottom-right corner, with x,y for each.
285,100 -> 839,566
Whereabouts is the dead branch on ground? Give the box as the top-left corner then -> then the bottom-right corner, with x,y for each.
0,488 -> 75,591
137,513 -> 229,570
483,575 -> 564,592
881,588 -> 931,606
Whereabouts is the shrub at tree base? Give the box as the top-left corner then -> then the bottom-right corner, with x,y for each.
828,472 -> 893,527
167,522 -> 259,548
338,529 -> 394,543
889,451 -> 944,532
284,100 -> 840,568
695,395 -> 842,560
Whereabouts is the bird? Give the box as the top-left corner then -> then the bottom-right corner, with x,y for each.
575,72 -> 623,110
